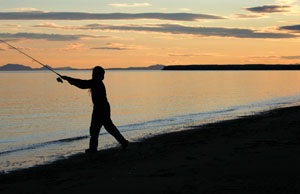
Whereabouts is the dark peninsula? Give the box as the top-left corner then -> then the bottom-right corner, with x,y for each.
163,64 -> 300,71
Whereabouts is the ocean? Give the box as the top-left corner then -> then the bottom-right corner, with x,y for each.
1,70 -> 300,173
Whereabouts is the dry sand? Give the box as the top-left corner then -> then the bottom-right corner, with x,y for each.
1,106 -> 300,194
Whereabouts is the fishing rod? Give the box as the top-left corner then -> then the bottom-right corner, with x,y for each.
0,39 -> 63,83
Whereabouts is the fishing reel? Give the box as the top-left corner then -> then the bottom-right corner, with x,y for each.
56,77 -> 63,83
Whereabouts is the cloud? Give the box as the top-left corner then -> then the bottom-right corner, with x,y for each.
75,23 -> 298,39
277,0 -> 297,4
32,22 -> 74,30
0,32 -> 107,41
169,53 -> 222,57
92,47 -> 127,50
91,43 -> 143,50
245,5 -> 291,13
247,55 -> 278,59
32,22 -> 299,39
178,8 -> 191,12
0,24 -> 21,27
60,43 -> 84,51
9,8 -> 38,12
108,3 -> 151,7
232,14 -> 264,19
281,55 -> 300,59
0,11 -> 224,21
279,24 -> 300,32
0,24 -> 21,31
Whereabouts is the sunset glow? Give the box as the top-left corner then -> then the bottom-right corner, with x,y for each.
1,0 -> 300,69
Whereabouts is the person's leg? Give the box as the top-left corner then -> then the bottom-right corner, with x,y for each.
87,109 -> 102,152
103,117 -> 128,149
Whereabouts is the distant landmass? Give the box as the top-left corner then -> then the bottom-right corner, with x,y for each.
3,64 -> 300,71
106,64 -> 164,70
0,64 -> 34,71
0,64 -> 164,71
0,64 -> 86,71
163,64 -> 300,71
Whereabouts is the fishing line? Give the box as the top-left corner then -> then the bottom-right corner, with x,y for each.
0,39 -> 63,83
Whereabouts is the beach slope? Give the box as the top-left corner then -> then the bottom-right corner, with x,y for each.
1,106 -> 300,194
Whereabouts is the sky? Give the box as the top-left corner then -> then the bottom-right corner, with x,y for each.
0,0 -> 300,69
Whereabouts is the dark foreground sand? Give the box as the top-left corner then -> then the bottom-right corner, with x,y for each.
1,106 -> 300,194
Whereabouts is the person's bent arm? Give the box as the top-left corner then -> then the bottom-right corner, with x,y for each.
61,76 -> 91,89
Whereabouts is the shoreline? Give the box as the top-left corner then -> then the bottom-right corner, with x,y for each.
1,105 -> 300,193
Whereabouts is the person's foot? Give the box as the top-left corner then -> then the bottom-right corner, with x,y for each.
122,140 -> 129,150
85,148 -> 97,154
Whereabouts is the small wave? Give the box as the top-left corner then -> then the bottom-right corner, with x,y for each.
0,135 -> 89,156
116,107 -> 239,134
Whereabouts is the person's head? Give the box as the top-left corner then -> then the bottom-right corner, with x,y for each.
92,66 -> 105,80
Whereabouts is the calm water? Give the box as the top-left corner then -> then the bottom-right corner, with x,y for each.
1,70 -> 300,172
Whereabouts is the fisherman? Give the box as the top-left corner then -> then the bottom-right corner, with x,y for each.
61,66 -> 129,153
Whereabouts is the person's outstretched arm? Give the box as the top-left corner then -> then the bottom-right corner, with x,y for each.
61,76 -> 91,89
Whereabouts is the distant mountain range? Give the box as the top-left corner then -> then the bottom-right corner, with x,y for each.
0,64 -> 165,71
0,64 -> 84,71
0,64 -> 34,71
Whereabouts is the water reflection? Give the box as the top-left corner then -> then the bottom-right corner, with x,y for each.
1,70 -> 300,171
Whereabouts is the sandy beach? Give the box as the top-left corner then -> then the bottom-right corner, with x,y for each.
1,105 -> 300,194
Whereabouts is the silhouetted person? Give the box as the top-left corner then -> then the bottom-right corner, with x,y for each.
61,66 -> 129,153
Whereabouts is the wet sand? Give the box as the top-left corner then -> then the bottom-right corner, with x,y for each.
1,105 -> 300,194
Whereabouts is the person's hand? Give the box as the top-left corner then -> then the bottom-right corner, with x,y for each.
61,76 -> 69,80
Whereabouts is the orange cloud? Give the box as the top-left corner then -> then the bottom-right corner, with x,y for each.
91,43 -> 146,50
60,43 -> 85,51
